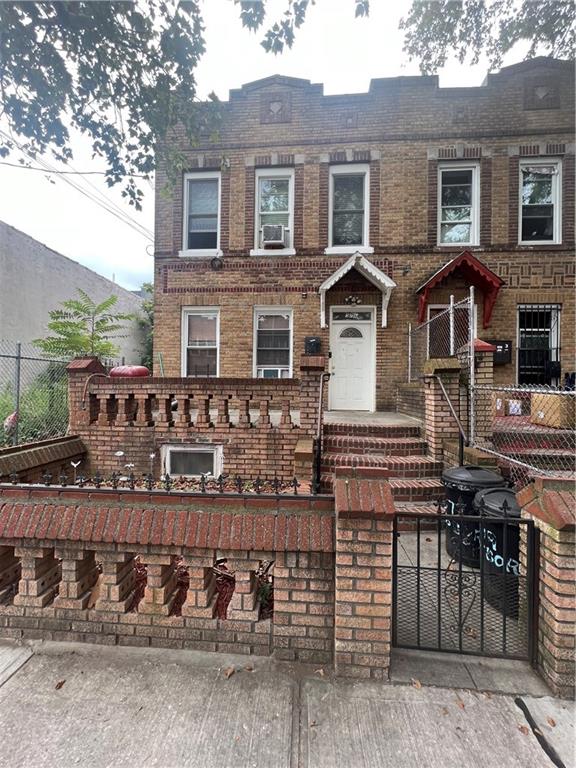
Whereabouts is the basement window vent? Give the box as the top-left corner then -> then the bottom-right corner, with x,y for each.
163,445 -> 223,477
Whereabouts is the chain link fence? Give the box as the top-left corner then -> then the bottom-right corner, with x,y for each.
471,383 -> 576,489
408,292 -> 475,383
0,341 -> 70,447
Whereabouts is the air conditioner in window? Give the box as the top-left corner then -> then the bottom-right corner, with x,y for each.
261,224 -> 286,248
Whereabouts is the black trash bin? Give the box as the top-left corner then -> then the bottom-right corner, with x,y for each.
474,487 -> 521,618
441,466 -> 505,567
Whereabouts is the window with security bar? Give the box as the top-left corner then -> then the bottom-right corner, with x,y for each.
183,309 -> 219,376
517,304 -> 561,385
256,169 -> 293,250
519,161 -> 561,244
254,310 -> 292,378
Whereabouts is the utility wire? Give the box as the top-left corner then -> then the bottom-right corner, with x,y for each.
0,160 -> 149,178
0,130 -> 154,241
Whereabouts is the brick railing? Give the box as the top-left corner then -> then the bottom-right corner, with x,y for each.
67,356 -> 326,481
0,480 -> 394,677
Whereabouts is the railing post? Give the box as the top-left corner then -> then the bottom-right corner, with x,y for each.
13,342 -> 21,446
449,295 -> 455,356
468,286 -> 476,444
407,323 -> 412,383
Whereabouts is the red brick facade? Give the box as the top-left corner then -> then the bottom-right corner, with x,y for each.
153,58 -> 574,410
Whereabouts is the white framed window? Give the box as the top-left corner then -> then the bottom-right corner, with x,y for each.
251,168 -> 295,255
253,307 -> 293,378
519,159 -> 562,245
326,164 -> 373,255
181,308 -> 219,377
438,163 -> 480,246
181,171 -> 221,256
163,445 -> 223,478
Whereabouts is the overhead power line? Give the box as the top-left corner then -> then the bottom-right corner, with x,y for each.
0,129 -> 154,242
0,160 -> 149,178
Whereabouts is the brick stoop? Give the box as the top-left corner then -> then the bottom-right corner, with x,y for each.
321,421 -> 443,502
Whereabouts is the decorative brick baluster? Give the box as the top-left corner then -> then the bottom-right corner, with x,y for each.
0,546 -> 20,595
227,569 -> 259,621
195,397 -> 212,429
258,400 -> 271,429
238,398 -> 251,428
177,395 -> 191,427
157,395 -> 174,428
140,555 -> 178,615
216,397 -> 231,430
54,548 -> 99,609
96,552 -> 136,612
97,394 -> 110,426
182,563 -> 216,618
280,399 -> 293,428
135,395 -> 152,426
116,396 -> 129,426
14,547 -> 61,607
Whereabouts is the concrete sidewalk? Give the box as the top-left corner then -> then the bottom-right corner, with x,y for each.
0,641 -> 572,768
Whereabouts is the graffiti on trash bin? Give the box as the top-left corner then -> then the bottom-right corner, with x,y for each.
482,528 -> 520,575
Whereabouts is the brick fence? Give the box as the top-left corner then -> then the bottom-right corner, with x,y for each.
0,480 -> 394,677
67,356 -> 326,483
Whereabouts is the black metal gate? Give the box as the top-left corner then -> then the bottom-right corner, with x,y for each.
392,509 -> 538,662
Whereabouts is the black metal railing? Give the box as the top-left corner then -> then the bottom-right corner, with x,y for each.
0,471 -> 303,496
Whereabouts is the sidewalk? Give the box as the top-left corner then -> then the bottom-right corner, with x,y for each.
0,641 -> 572,768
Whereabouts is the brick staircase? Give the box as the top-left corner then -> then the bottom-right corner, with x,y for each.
320,420 -> 444,504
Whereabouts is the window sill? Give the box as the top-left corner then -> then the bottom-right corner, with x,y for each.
518,240 -> 561,247
324,246 -> 374,256
178,249 -> 223,259
436,243 -> 480,248
250,248 -> 296,257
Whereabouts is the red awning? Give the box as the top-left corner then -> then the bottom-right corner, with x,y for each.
416,251 -> 504,328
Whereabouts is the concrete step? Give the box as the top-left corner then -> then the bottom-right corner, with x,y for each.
323,422 -> 421,439
321,453 -> 442,478
322,436 -> 427,456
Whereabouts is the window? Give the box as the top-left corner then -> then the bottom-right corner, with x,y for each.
253,168 -> 294,253
327,164 -> 371,253
519,161 -> 561,244
438,164 -> 479,246
254,309 -> 292,378
182,309 -> 219,376
183,172 -> 220,253
517,304 -> 561,385
163,445 -> 222,478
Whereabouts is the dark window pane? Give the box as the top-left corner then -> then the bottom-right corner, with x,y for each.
521,206 -> 553,241
188,314 -> 217,344
186,348 -> 217,376
333,212 -> 364,245
441,170 -> 472,206
170,450 -> 214,476
188,231 -> 218,249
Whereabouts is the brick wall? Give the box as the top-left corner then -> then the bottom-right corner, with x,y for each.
0,480 -> 394,676
0,436 -> 86,484
152,61 -> 574,408
517,476 -> 575,699
67,357 -> 327,483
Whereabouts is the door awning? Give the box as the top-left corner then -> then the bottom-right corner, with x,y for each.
319,253 -> 397,328
416,250 -> 504,328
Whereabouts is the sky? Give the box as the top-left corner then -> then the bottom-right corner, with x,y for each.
0,0 -> 526,291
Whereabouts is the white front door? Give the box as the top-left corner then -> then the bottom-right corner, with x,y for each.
329,307 -> 375,411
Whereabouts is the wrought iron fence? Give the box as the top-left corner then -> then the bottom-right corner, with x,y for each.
471,383 -> 576,489
0,341 -> 70,447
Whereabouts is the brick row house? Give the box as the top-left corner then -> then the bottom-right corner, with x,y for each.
147,56 -> 575,480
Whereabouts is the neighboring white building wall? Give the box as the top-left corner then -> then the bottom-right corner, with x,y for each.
0,221 -> 144,363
